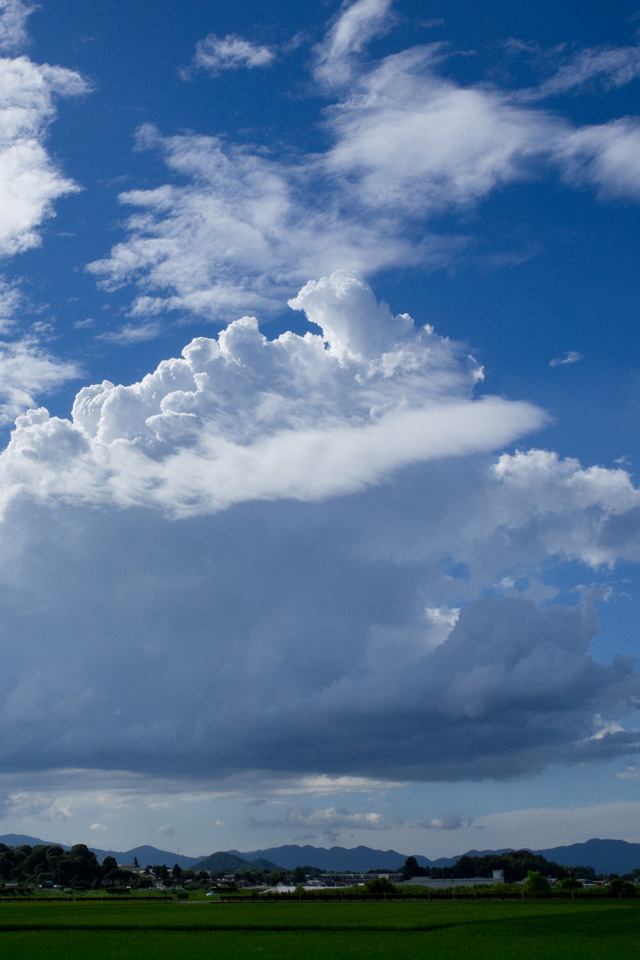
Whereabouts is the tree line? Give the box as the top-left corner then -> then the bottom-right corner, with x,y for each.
2,841 -> 635,893
0,843 -> 190,890
401,850 -> 598,883
0,842 -> 316,891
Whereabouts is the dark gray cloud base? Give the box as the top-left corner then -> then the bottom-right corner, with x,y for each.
0,450 -> 637,784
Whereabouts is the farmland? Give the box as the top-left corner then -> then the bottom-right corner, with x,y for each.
0,898 -> 637,959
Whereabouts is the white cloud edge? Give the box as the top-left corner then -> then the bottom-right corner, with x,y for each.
0,270 -> 546,518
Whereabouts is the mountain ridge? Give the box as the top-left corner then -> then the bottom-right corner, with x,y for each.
3,835 -> 640,875
224,838 -> 640,874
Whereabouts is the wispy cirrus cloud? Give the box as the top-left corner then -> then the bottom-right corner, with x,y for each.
268,775 -> 405,796
474,800 -> 640,849
247,804 -> 397,837
554,117 -> 640,199
617,764 -> 640,779
0,6 -> 86,424
180,33 -> 276,80
86,124 -> 449,324
0,339 -> 79,424
0,0 -> 34,53
88,16 -> 640,333
415,815 -> 470,830
322,46 -> 553,216
550,350 -> 583,366
313,0 -> 396,87
0,55 -> 89,257
517,42 -> 640,101
322,42 -> 640,217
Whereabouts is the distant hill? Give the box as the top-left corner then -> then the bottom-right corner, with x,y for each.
534,839 -> 640,876
428,848 -> 515,868
229,845 -> 431,872
251,857 -> 282,871
94,845 -> 203,870
0,834 -> 70,849
0,836 -> 202,870
194,851 -> 280,873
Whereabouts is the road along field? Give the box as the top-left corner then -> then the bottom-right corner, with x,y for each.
0,898 -> 637,959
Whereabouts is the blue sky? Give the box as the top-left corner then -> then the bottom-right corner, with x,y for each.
0,0 -> 639,859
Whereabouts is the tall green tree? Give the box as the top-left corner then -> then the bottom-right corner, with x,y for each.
524,871 -> 551,897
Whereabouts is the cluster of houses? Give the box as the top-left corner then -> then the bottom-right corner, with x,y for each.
399,870 -> 505,888
86,862 -> 611,893
92,864 -> 514,892
207,869 -> 508,892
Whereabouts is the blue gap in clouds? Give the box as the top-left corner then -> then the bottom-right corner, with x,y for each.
532,556 -> 640,665
373,171 -> 640,473
413,0 -> 640,50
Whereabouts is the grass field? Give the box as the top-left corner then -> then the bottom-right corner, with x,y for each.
0,899 -> 637,959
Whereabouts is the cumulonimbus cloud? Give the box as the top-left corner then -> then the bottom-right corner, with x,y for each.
0,273 -> 637,788
2,0 -> 640,797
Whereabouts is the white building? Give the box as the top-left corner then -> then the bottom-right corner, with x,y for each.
401,869 -> 504,888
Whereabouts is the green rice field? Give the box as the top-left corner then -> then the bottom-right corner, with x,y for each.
0,899 -> 637,959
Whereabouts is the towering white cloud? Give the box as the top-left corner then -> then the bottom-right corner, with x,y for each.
0,274 -> 637,786
0,272 -> 543,515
